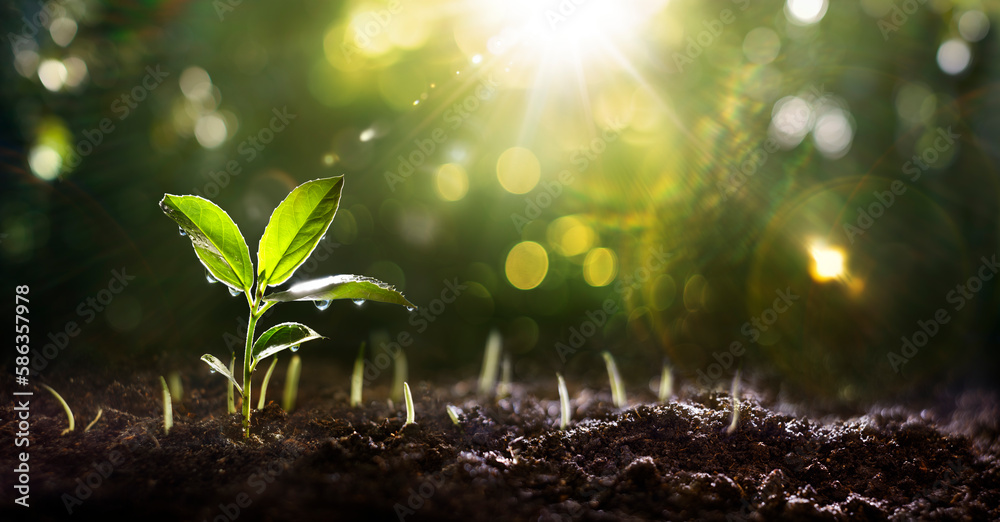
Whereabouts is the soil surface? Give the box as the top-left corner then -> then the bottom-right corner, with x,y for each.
2,367 -> 999,522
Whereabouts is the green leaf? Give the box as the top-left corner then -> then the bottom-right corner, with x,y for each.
262,275 -> 415,309
257,176 -> 344,289
251,322 -> 324,371
200,354 -> 243,396
160,195 -> 253,295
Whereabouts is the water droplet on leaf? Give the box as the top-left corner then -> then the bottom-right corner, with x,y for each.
209,369 -> 217,374
205,271 -> 218,284
406,306 -> 416,312
290,345 -> 300,352
353,299 -> 366,306
228,287 -> 241,297
179,227 -> 187,237
314,300 -> 332,311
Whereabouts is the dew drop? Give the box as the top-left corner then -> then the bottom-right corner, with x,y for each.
228,286 -> 241,297
206,270 -> 218,284
290,344 -> 300,352
353,299 -> 366,306
314,299 -> 332,311
406,306 -> 416,312
179,227 -> 187,237
209,369 -> 217,374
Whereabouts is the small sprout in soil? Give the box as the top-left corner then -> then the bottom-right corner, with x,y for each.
446,404 -> 462,425
391,348 -> 407,403
658,358 -> 674,403
403,382 -> 416,426
257,357 -> 279,409
161,176 -> 413,438
498,353 -> 512,399
227,354 -> 237,414
84,408 -> 103,433
159,376 -> 173,435
283,354 -> 302,412
41,384 -> 74,435
727,370 -> 741,435
167,371 -> 184,404
602,351 -> 626,408
351,342 -> 365,407
478,329 -> 501,396
557,373 -> 570,430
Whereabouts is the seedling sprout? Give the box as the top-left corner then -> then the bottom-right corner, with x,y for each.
602,351 -> 626,408
42,384 -> 74,435
283,354 -> 302,412
478,330 -> 501,396
391,348 -> 407,403
84,408 -> 103,433
557,373 -> 570,430
658,359 -> 674,403
257,358 -> 279,409
403,382 -> 415,426
351,342 -> 365,407
159,376 -> 173,435
161,176 -> 413,437
446,404 -> 462,425
727,370 -> 741,435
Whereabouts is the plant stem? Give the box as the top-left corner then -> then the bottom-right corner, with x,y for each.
242,304 -> 260,439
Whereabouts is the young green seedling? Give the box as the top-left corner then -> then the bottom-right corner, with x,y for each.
159,376 -> 173,435
556,373 -> 570,430
351,342 -> 365,407
498,353 -> 512,399
478,330 -> 501,396
283,354 -> 301,412
257,357 -> 279,409
658,358 -> 673,403
168,372 -> 184,404
41,384 -> 74,435
227,355 -> 236,414
391,348 -> 407,403
446,404 -> 462,426
161,176 -> 414,438
602,351 -> 626,408
727,370 -> 741,435
403,382 -> 416,426
84,408 -> 103,433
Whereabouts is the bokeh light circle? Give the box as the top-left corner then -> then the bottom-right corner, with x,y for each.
496,147 -> 541,194
583,247 -> 618,287
435,163 -> 469,201
505,241 -> 549,290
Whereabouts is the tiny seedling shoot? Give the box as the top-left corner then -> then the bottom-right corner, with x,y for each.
159,376 -> 173,435
557,373 -> 570,430
283,354 -> 302,412
160,176 -> 414,438
602,351 -> 626,409
42,384 -> 74,435
403,382 -> 416,426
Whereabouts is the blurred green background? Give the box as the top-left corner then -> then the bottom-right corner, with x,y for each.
2,0 -> 999,402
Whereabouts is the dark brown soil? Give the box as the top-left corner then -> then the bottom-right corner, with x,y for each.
2,368 -> 998,522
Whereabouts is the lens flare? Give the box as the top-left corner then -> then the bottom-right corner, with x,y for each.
809,243 -> 845,281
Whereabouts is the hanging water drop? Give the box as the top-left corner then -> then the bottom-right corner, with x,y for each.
314,300 -> 332,311
209,369 -> 217,374
205,270 -> 218,284
290,344 -> 300,352
353,299 -> 366,306
406,306 -> 416,312
179,227 -> 187,237
228,286 -> 241,297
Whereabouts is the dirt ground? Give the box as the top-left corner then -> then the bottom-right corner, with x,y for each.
2,365 -> 998,522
